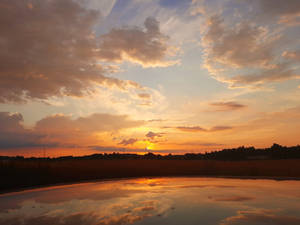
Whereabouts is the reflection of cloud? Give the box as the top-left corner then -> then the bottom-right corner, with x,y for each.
0,213 -> 98,225
0,183 -> 147,213
0,181 -> 171,225
210,196 -> 254,202
220,209 -> 300,225
179,185 -> 235,189
0,212 -> 148,225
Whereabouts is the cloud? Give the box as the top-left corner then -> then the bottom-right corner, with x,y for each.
137,93 -> 151,99
176,125 -> 232,132
210,126 -> 232,131
176,126 -> 206,132
159,0 -> 191,9
35,113 -> 144,133
0,0 -> 154,103
282,50 -> 300,61
202,15 -> 300,88
210,101 -> 247,111
0,112 -> 51,149
190,0 -> 206,16
145,131 -> 163,139
176,141 -> 224,147
118,138 -> 138,146
203,16 -> 274,69
229,64 -> 299,87
88,146 -> 144,152
0,112 -> 143,149
255,0 -> 300,25
97,17 -> 179,67
220,209 -> 300,225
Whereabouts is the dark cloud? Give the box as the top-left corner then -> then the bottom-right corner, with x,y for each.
0,1 -> 169,103
0,112 -> 143,149
0,0 -> 125,103
88,146 -> 143,152
176,125 -> 232,132
97,17 -> 177,67
137,93 -> 151,99
210,101 -> 247,111
210,126 -> 232,131
118,138 -> 138,146
255,0 -> 300,25
176,126 -> 206,132
145,131 -> 163,140
177,141 -> 224,147
0,112 -> 50,149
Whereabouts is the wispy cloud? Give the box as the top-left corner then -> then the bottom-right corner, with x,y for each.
176,125 -> 233,132
210,101 -> 247,111
118,138 -> 138,146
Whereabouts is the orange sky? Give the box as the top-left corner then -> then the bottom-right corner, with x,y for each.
0,0 -> 300,156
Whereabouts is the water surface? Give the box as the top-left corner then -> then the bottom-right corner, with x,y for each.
1,177 -> 300,225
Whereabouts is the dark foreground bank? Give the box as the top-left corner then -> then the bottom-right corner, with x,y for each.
1,158 -> 300,193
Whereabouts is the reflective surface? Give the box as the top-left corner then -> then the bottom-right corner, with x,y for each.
1,177 -> 300,225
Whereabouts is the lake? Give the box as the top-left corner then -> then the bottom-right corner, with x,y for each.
0,177 -> 300,225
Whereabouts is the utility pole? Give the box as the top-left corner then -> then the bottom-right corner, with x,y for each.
43,146 -> 46,158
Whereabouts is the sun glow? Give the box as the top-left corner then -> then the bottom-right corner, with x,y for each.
146,143 -> 155,150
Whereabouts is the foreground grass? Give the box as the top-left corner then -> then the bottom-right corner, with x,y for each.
1,159 -> 300,192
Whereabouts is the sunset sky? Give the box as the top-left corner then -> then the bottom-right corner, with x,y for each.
0,0 -> 300,156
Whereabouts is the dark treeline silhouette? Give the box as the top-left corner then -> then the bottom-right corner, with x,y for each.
1,143 -> 300,193
1,143 -> 300,161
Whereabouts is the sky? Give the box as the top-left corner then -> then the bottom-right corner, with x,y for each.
0,0 -> 300,156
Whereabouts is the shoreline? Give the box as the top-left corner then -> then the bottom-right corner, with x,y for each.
2,159 -> 300,195
1,175 -> 300,195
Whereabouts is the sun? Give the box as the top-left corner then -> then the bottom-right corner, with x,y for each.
145,143 -> 155,150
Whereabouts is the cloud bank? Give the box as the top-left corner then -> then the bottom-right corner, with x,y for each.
0,112 -> 143,149
0,0 -> 174,103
